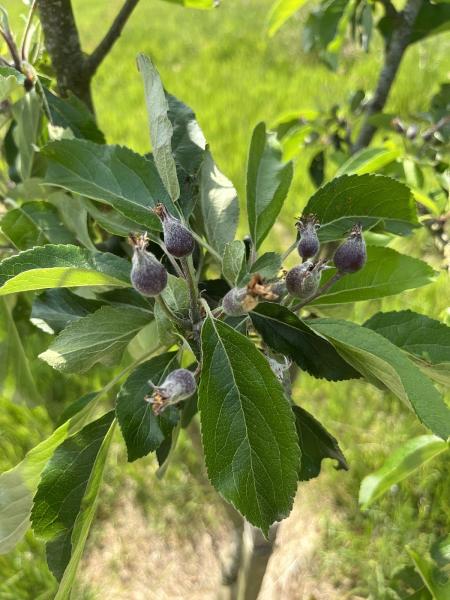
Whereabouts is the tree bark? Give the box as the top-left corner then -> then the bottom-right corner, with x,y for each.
37,0 -> 93,110
352,0 -> 423,153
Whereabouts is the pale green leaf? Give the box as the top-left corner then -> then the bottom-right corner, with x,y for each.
199,148 -> 239,255
406,547 -> 450,600
336,146 -> 401,176
359,435 -> 449,508
222,240 -> 246,286
11,90 -> 41,180
39,305 -> 151,373
0,244 -> 131,296
249,252 -> 282,279
137,54 -> 180,202
267,0 -> 308,37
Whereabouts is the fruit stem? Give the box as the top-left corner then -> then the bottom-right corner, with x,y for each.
156,295 -> 190,329
291,272 -> 343,311
190,231 -> 222,262
158,241 -> 185,278
282,238 -> 298,261
181,255 -> 201,326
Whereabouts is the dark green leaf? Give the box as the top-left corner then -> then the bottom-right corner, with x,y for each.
378,1 -> 450,46
39,306 -> 151,373
364,310 -> 450,386
309,319 -> 450,439
0,244 -> 131,296
31,412 -> 115,583
303,173 -> 418,242
31,289 -> 103,334
309,150 -> 325,187
43,88 -> 105,144
250,303 -> 360,381
359,435 -> 448,509
137,54 -> 180,202
199,148 -> 239,255
1,201 -> 76,250
116,352 -> 179,461
246,122 -> 293,249
43,139 -> 175,230
293,405 -> 348,481
311,246 -> 435,305
199,317 -> 300,534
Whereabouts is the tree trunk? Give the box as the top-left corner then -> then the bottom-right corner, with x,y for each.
236,522 -> 279,600
37,0 -> 93,110
352,0 -> 423,153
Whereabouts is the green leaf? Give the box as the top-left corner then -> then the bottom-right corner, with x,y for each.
11,90 -> 41,180
308,319 -> 450,439
1,201 -> 76,250
199,148 -> 239,256
43,139 -> 174,230
364,310 -> 450,387
0,67 -> 25,100
246,122 -> 293,249
222,240 -> 247,286
31,289 -> 103,334
0,396 -> 101,554
0,298 -> 41,405
154,274 -> 189,344
293,405 -> 348,481
267,0 -> 308,37
250,303 -> 360,381
47,192 -> 96,251
166,92 -> 206,176
116,352 -> 179,461
43,88 -> 105,144
199,317 -> 300,534
39,305 -> 150,373
336,146 -> 401,176
137,54 -> 180,202
80,198 -> 142,237
0,244 -> 131,296
359,435 -> 449,509
311,246 -> 435,305
31,412 -> 115,582
303,173 -> 418,242
249,252 -> 282,280
406,547 -> 450,600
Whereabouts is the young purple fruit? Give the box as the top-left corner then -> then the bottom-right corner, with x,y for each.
296,214 -> 320,260
146,368 -> 197,415
154,203 -> 195,258
130,233 -> 168,297
285,259 -> 328,299
333,224 -> 367,273
222,287 -> 258,317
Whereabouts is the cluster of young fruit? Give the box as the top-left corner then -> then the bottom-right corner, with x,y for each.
129,205 -> 367,413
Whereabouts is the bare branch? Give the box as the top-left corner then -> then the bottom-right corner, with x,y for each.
86,0 -> 140,76
352,0 -> 423,153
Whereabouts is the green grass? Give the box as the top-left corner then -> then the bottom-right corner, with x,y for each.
2,0 -> 450,598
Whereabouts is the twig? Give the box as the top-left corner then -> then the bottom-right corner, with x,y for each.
291,272 -> 343,311
86,0 -> 140,76
0,28 -> 21,71
181,255 -> 201,326
281,238 -> 298,261
20,0 -> 37,62
377,0 -> 400,21
352,0 -> 423,152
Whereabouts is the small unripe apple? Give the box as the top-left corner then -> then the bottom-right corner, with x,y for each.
130,233 -> 168,297
154,203 -> 195,258
333,224 -> 366,274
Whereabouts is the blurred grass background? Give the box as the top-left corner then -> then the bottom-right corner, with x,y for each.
1,0 -> 450,598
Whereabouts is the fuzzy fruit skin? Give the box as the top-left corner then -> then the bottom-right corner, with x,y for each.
222,287 -> 257,316
131,248 -> 168,297
333,226 -> 367,273
158,208 -> 195,258
285,261 -> 320,299
156,369 -> 197,402
298,226 -> 320,260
